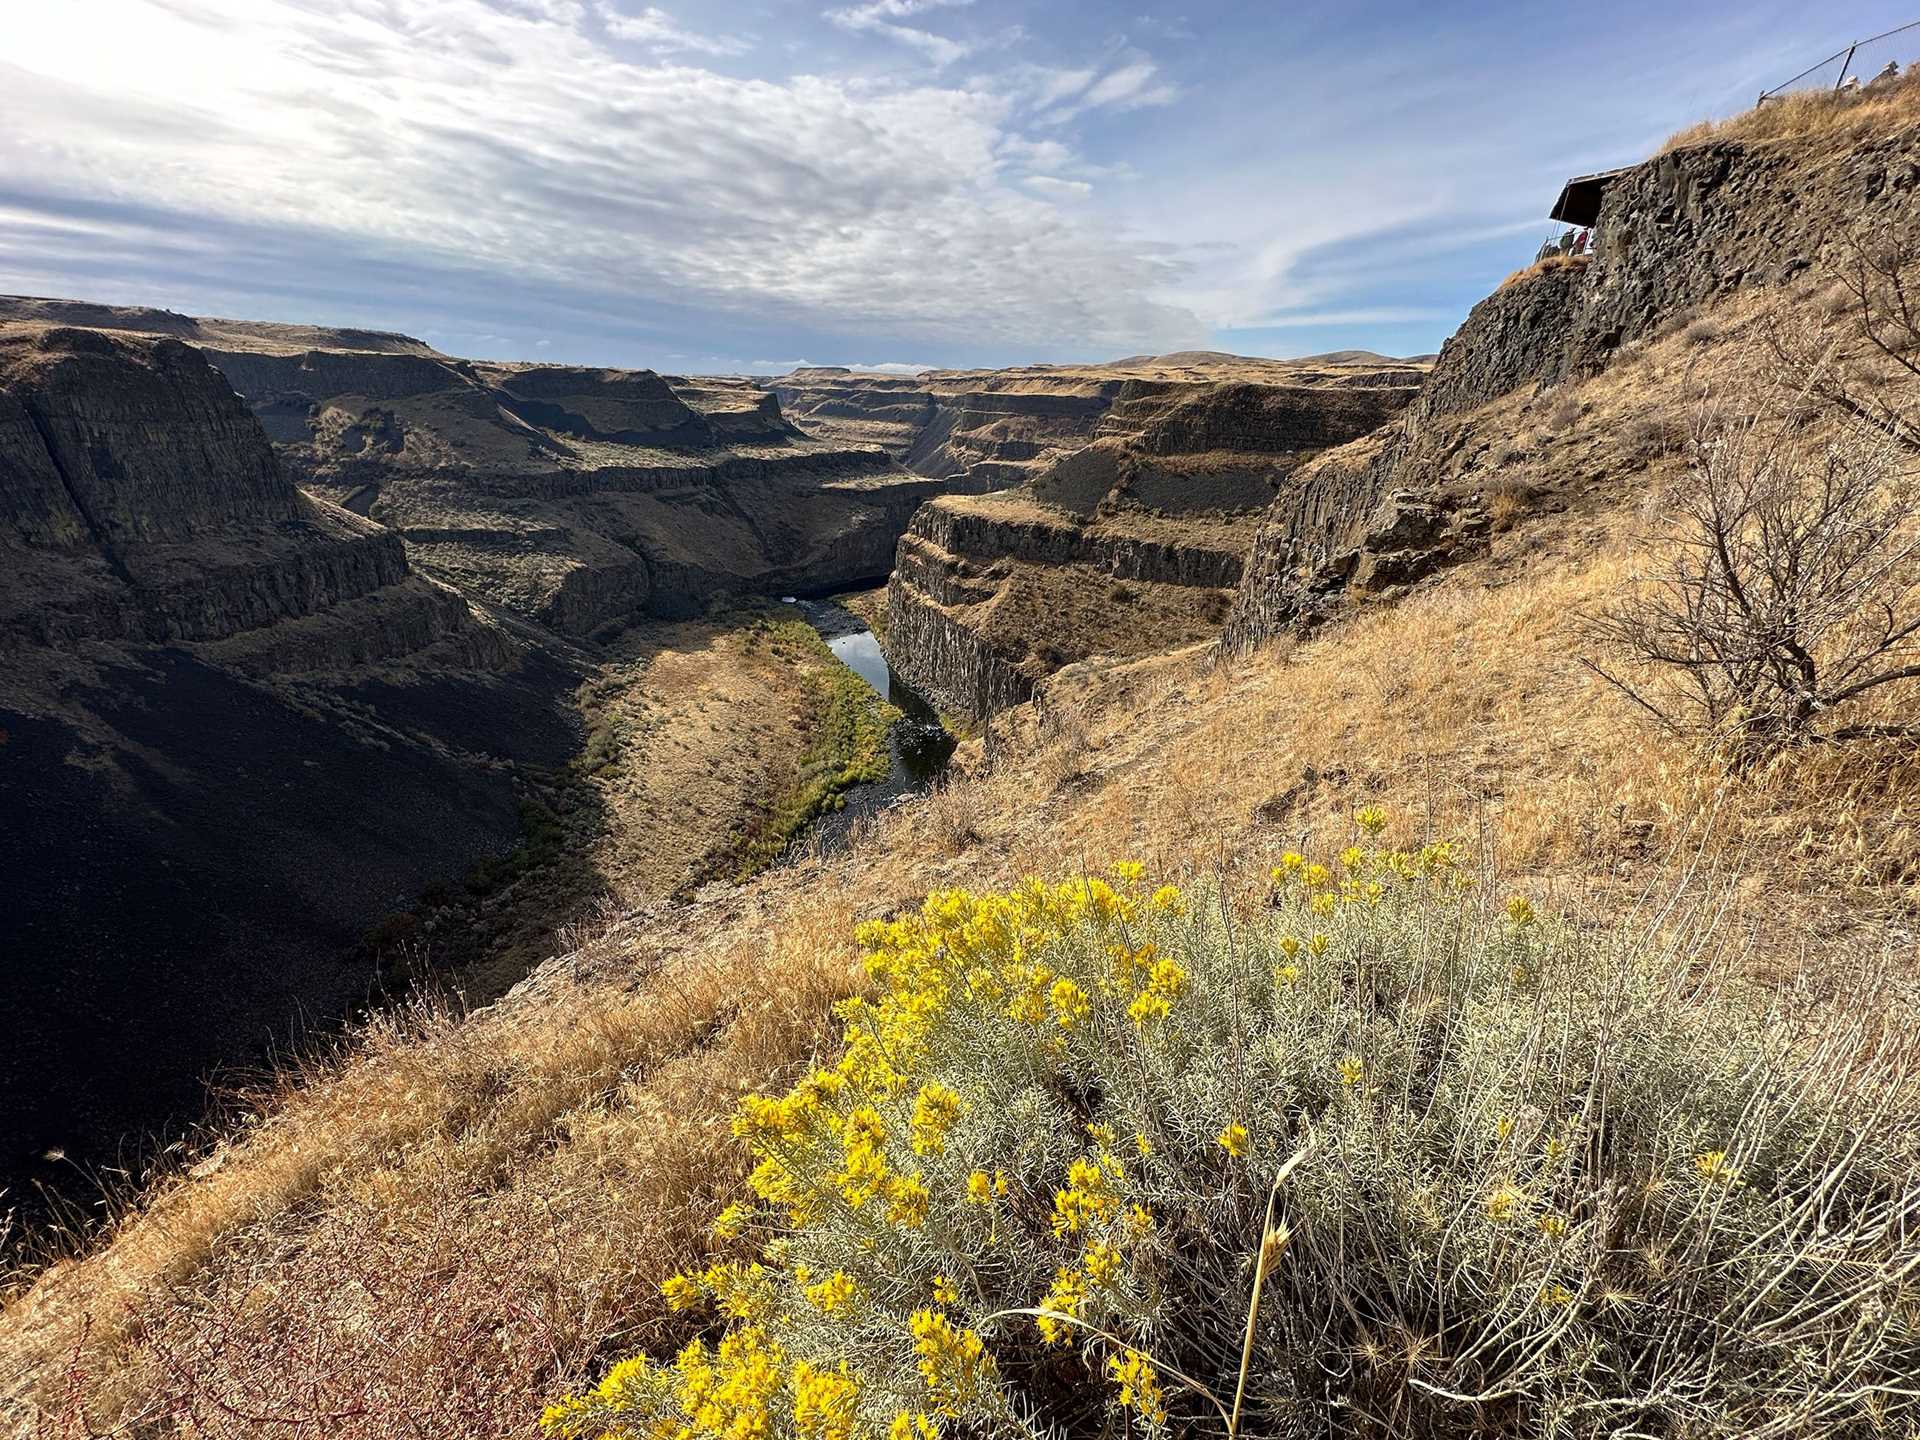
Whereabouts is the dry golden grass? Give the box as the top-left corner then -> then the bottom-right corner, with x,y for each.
1663,69 -> 1920,152
1498,253 -> 1590,291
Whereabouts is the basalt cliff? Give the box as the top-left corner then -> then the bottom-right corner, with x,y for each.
862,359 -> 1424,719
0,298 -> 945,639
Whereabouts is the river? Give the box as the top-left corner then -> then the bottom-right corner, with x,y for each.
784,595 -> 955,847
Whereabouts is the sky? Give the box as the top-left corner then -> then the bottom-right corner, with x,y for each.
3,0 -> 1916,373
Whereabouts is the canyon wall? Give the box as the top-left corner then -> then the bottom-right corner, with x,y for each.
1221,120 -> 1920,655
0,323 -> 577,1196
879,363 -> 1422,719
191,342 -> 934,637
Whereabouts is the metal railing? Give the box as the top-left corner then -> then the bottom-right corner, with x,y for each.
1756,19 -> 1920,103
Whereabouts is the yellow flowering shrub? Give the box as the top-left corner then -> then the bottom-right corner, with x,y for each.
544,844 -> 1920,1439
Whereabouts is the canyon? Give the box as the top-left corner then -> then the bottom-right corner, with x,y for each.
7,102 -> 1913,1244
0,301 -> 938,1205
0,298 -> 1427,1212
6,73 -> 1920,1440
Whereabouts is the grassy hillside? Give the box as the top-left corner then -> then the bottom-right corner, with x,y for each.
8,92 -> 1920,1438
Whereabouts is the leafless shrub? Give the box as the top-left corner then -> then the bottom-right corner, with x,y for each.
1586,402 -> 1920,767
1541,393 -> 1583,433
1619,409 -> 1688,464
1488,434 -> 1527,468
921,775 -> 980,855
1485,475 -> 1532,529
1036,706 -> 1092,791
1767,220 -> 1920,451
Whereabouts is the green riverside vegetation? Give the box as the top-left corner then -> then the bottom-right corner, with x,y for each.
736,618 -> 902,877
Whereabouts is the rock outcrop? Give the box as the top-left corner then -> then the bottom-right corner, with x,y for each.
1221,120 -> 1920,655
882,365 -> 1422,719
0,326 -> 493,666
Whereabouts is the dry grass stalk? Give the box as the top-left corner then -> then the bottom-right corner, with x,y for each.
1663,70 -> 1920,153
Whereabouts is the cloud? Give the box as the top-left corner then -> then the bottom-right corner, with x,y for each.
1013,53 -> 1179,123
0,0 -> 1201,359
824,0 -> 972,67
1239,306 -> 1461,329
751,358 -> 935,374
599,4 -> 749,57
1023,176 -> 1092,200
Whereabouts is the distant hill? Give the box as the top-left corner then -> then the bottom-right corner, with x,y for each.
1292,347 -> 1439,366
1102,347 -> 1436,369
0,293 -> 440,356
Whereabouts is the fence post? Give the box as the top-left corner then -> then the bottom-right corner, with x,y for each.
1834,42 -> 1859,90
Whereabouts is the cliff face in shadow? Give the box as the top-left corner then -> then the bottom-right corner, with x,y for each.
192,339 -> 942,637
0,323 -> 581,1202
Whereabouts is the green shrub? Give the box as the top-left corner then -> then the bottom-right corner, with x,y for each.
543,832 -> 1920,1439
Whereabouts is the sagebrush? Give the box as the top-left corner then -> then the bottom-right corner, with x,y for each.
543,829 -> 1920,1439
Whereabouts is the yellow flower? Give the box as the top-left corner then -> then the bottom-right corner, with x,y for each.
1337,1055 -> 1364,1088
964,1169 -> 1007,1206
1217,1122 -> 1250,1158
1106,1350 -> 1168,1426
1339,845 -> 1365,872
1537,1282 -> 1574,1307
1278,934 -> 1302,959
1083,1241 -> 1122,1286
1355,805 -> 1388,836
1275,962 -> 1301,987
1505,894 -> 1536,928
1308,933 -> 1330,955
911,1083 -> 967,1156
1695,1149 -> 1741,1186
931,1274 -> 958,1305
1134,1131 -> 1152,1157
1127,955 -> 1188,1029
1049,977 -> 1091,1028
886,1172 -> 931,1229
1124,1202 -> 1155,1241
792,1360 -> 861,1440
1495,1115 -> 1515,1142
1149,884 -> 1184,913
1036,1268 -> 1086,1346
1309,893 -> 1336,916
1539,1213 -> 1568,1238
909,1310 -> 996,1414
1052,1156 -> 1121,1236
661,1273 -> 703,1311
1303,863 -> 1330,889
806,1270 -> 858,1314
711,1201 -> 749,1240
888,1414 -> 939,1440
1486,1184 -> 1526,1222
